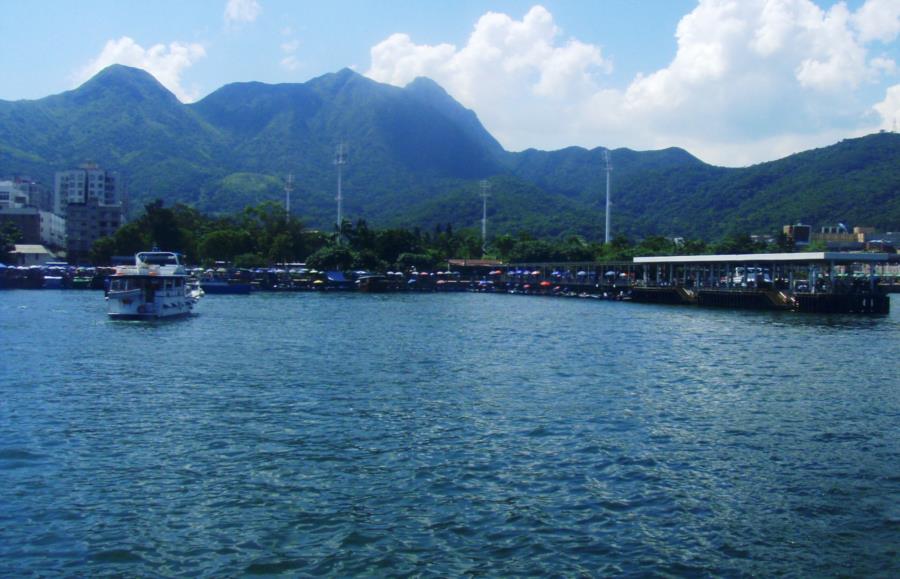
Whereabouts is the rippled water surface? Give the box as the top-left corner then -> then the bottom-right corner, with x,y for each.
1,290 -> 898,576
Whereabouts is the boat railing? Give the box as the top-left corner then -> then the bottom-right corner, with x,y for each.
107,287 -> 142,299
115,263 -> 186,277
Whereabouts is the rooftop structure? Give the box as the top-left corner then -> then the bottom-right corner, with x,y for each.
633,252 -> 891,265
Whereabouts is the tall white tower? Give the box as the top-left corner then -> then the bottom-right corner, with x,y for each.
604,150 -> 612,244
480,180 -> 490,256
334,143 -> 347,233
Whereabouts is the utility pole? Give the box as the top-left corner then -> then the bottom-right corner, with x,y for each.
334,143 -> 347,239
284,173 -> 293,222
480,180 -> 490,256
604,149 -> 612,244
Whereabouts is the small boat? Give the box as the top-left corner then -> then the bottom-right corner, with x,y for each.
199,277 -> 252,295
356,274 -> 403,293
106,251 -> 200,319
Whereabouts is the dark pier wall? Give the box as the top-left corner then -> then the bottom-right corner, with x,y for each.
697,289 -> 791,310
795,293 -> 890,314
630,287 -> 688,305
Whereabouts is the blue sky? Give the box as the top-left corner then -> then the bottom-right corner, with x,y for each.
1,0 -> 898,166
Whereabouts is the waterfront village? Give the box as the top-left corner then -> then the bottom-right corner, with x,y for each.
2,164 -> 899,314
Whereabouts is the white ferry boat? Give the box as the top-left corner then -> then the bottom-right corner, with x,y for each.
106,251 -> 201,319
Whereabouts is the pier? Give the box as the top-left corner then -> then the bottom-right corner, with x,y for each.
631,252 -> 891,313
497,252 -> 892,314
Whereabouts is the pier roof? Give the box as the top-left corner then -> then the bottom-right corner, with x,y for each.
633,252 -> 891,265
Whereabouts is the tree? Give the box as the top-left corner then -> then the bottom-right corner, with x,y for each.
679,239 -> 709,255
306,245 -> 355,271
397,252 -> 437,271
376,228 -> 421,264
1,221 -> 22,263
111,222 -> 149,257
199,229 -> 254,263
268,232 -> 294,264
492,234 -> 516,260
633,235 -> 677,257
233,252 -> 266,269
560,235 -> 594,261
509,239 -> 558,262
712,233 -> 764,254
353,249 -> 386,272
89,236 -> 117,265
143,200 -> 188,253
599,234 -> 633,261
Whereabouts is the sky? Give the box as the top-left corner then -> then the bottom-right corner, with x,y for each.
1,0 -> 899,167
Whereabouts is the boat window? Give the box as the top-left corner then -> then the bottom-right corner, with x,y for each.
112,279 -> 136,291
139,252 -> 179,266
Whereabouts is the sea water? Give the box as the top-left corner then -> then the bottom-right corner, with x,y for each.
1,290 -> 898,576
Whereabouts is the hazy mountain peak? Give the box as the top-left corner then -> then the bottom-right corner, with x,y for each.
404,76 -> 445,94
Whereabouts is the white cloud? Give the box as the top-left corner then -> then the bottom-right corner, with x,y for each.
281,55 -> 301,71
364,1 -> 900,166
224,0 -> 261,26
279,28 -> 302,72
874,83 -> 900,129
73,36 -> 206,102
852,0 -> 900,43
367,33 -> 456,87
368,6 -> 609,106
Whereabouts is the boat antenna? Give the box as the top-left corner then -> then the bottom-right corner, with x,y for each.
604,149 -> 612,244
284,173 -> 293,222
480,179 -> 490,256
335,143 -> 347,239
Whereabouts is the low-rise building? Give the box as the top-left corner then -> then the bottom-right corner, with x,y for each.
815,225 -> 874,244
783,224 -> 811,246
9,244 -> 55,266
0,207 -> 66,249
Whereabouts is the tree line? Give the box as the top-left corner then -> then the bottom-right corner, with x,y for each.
87,200 -> 797,271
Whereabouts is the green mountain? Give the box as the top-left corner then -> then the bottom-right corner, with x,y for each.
1,64 -> 898,240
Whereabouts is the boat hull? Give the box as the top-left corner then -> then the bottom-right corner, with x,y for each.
200,280 -> 252,294
107,296 -> 196,319
108,311 -> 192,320
106,280 -> 197,319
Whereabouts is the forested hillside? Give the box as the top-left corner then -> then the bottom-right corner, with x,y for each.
1,65 -> 898,240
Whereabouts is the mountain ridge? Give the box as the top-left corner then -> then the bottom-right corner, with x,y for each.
1,65 -> 898,239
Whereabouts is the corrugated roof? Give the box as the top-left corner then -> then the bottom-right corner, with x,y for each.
633,252 -> 890,264
12,244 -> 51,254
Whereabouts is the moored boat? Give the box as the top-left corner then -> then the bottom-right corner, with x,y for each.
106,251 -> 200,319
199,277 -> 252,294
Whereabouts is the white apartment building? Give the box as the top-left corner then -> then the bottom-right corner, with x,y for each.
54,164 -> 121,216
0,180 -> 31,208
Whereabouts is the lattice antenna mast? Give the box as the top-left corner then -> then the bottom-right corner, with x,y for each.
480,180 -> 491,256
604,149 -> 613,244
334,143 -> 348,234
284,173 -> 293,222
